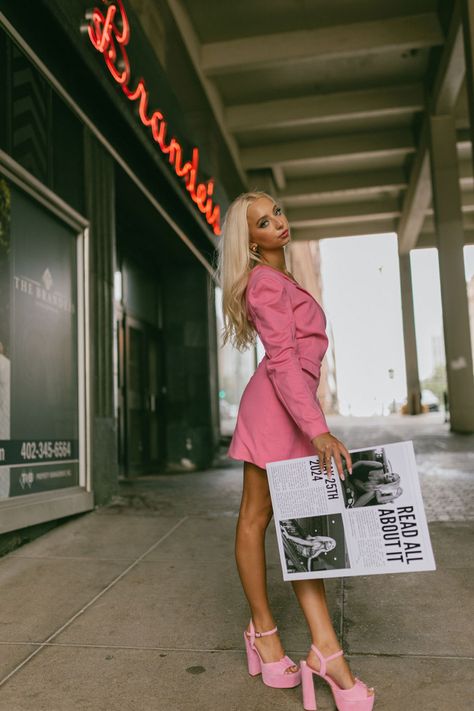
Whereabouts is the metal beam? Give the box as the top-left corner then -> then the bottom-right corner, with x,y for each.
433,4 -> 465,114
419,211 -> 474,233
280,169 -> 407,206
425,188 -> 474,213
398,3 -> 464,254
462,0 -> 474,191
201,14 -> 443,76
418,228 -> 474,246
287,200 -> 400,228
163,0 -> 247,187
226,84 -> 424,133
397,131 -> 471,254
397,126 -> 431,254
272,166 -> 286,191
291,220 -> 397,241
241,130 -> 414,170
460,159 -> 474,185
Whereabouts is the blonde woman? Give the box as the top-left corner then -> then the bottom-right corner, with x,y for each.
214,192 -> 375,711
348,461 -> 403,507
281,530 -> 337,572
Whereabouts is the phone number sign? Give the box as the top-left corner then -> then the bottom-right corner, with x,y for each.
0,440 -> 78,465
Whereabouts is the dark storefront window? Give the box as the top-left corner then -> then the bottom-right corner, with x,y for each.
0,177 -> 84,499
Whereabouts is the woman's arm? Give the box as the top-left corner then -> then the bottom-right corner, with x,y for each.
247,273 -> 329,441
353,490 -> 376,507
283,532 -> 318,547
375,488 -> 401,504
352,460 -> 384,471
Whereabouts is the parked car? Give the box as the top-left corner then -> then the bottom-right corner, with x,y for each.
400,388 -> 440,414
421,389 -> 440,412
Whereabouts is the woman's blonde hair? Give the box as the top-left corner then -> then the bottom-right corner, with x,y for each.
213,190 -> 280,352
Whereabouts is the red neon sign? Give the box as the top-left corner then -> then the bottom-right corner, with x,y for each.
86,0 -> 221,235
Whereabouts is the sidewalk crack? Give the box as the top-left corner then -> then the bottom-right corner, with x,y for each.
0,516 -> 189,689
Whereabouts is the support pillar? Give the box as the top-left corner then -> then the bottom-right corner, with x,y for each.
462,0 -> 474,142
84,129 -> 119,501
429,113 -> 474,432
399,253 -> 422,415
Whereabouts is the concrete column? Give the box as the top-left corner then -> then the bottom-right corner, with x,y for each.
462,0 -> 474,144
429,114 -> 474,432
399,253 -> 422,415
84,130 -> 119,501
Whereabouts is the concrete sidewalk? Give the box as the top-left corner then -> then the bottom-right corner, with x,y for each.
0,414 -> 472,710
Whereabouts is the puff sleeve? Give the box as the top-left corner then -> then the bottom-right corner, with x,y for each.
246,274 -> 330,441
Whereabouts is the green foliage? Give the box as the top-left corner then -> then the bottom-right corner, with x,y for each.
421,363 -> 447,402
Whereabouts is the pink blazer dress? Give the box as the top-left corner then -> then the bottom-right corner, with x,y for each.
227,264 -> 330,469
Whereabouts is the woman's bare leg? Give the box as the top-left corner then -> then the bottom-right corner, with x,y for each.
292,579 -> 374,695
235,461 -> 298,674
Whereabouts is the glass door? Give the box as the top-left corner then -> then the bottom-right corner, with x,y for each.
147,329 -> 164,468
124,317 -> 165,475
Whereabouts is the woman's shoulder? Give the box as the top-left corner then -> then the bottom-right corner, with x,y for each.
247,266 -> 288,291
246,266 -> 288,309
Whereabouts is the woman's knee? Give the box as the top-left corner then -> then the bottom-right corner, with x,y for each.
238,461 -> 273,531
238,500 -> 273,532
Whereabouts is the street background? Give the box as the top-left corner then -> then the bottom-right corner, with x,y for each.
0,413 -> 472,711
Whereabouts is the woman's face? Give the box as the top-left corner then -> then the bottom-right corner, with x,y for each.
247,196 -> 290,252
384,472 -> 399,485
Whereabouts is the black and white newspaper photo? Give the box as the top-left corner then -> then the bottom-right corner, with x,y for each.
280,515 -> 349,574
266,440 -> 436,581
339,447 -> 403,509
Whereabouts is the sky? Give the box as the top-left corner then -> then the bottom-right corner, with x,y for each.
319,236 -> 474,416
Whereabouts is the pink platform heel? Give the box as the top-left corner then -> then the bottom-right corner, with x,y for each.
301,644 -> 375,711
244,619 -> 302,688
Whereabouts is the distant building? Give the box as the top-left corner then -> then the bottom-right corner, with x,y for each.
431,333 -> 445,369
468,275 -> 474,370
286,240 -> 339,414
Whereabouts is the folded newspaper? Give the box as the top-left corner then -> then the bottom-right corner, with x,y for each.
266,440 -> 435,580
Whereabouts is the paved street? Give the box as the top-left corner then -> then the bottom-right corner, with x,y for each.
0,413 -> 472,710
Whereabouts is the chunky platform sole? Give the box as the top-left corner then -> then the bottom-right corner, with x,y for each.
244,620 -> 301,689
300,651 -> 375,711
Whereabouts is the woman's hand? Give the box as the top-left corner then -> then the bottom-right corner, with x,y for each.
311,432 -> 352,481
